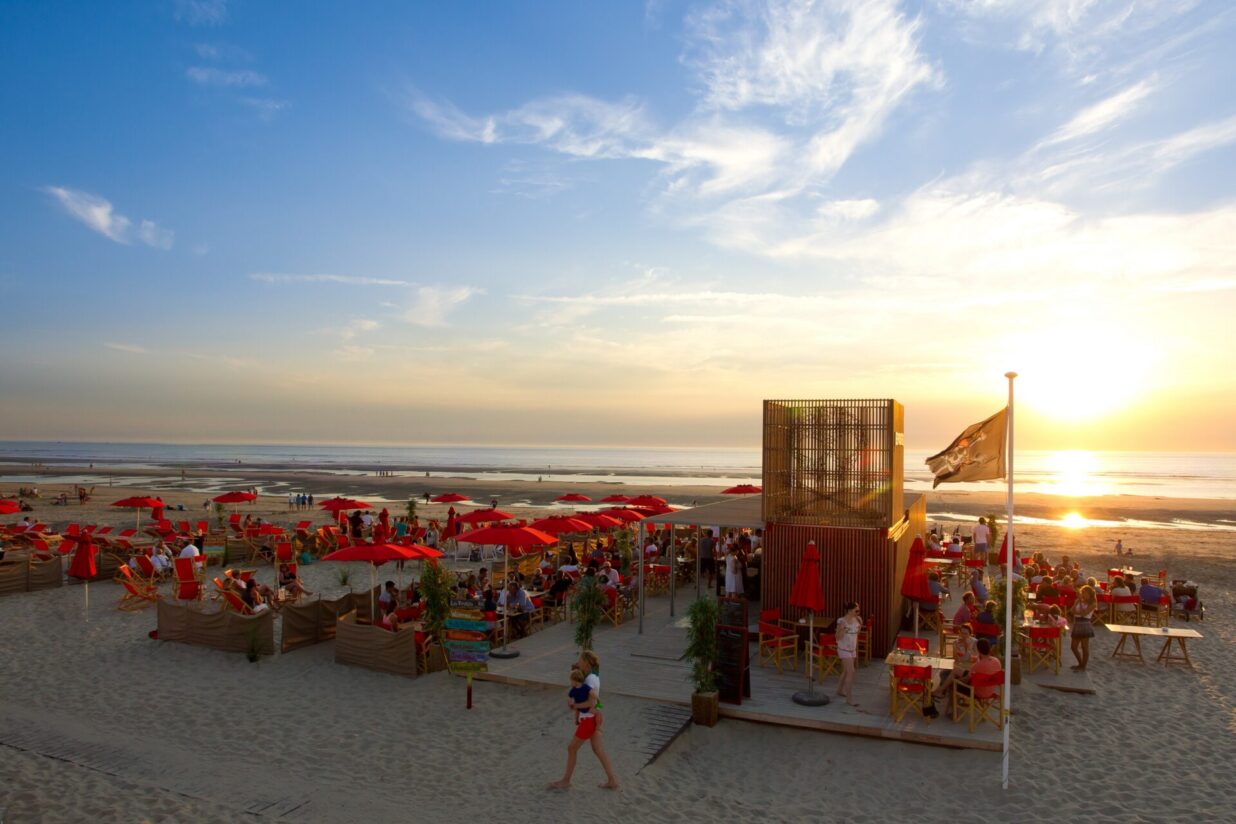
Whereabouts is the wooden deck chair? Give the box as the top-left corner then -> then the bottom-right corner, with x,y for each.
919,607 -> 944,634
133,554 -> 169,583
177,520 -> 192,536
228,513 -> 243,536
889,664 -> 933,722
173,557 -> 204,601
115,565 -> 159,611
1111,595 -> 1140,626
1138,597 -> 1170,627
855,616 -> 873,666
952,671 -> 1004,732
756,617 -> 799,673
600,587 -> 623,626
1020,625 -> 1062,675
221,590 -> 255,615
811,632 -> 841,681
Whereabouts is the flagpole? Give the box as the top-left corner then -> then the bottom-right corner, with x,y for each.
1002,371 -> 1017,790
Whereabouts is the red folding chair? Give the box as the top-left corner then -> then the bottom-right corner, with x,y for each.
889,664 -> 932,721
895,636 -> 929,654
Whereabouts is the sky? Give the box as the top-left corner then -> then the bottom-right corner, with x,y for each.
2,0 -> 1234,451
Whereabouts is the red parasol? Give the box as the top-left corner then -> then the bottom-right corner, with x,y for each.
455,524 -> 557,657
997,532 -> 1019,567
599,494 -> 632,503
456,508 -> 514,526
322,542 -> 426,617
528,515 -> 593,536
721,484 -> 762,495
631,504 -> 675,516
788,540 -> 826,703
64,535 -> 99,617
571,512 -> 623,530
901,536 -> 934,637
0,500 -> 20,515
319,497 -> 371,512
598,508 -> 645,523
554,493 -> 592,503
431,493 -> 469,504
213,491 -> 257,504
112,496 -> 166,531
627,494 -> 668,508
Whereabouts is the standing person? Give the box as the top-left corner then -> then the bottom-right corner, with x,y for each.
973,517 -> 990,558
1070,585 -> 1097,672
307,493 -> 314,508
834,601 -> 861,705
287,492 -> 294,511
378,507 -> 390,533
550,667 -> 598,790
550,650 -> 618,790
1114,539 -> 1123,555
423,521 -> 438,549
348,510 -> 363,539
724,545 -> 743,596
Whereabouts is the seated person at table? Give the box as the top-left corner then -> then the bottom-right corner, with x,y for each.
599,562 -> 620,587
498,582 -> 536,638
920,572 -> 947,612
278,563 -> 311,598
933,623 -> 977,700
1057,576 -> 1076,601
970,570 -> 989,601
1138,577 -> 1164,607
531,570 -> 546,591
1036,577 -> 1059,598
548,571 -> 573,605
976,600 -> 997,626
927,533 -> 942,553
1109,577 -> 1137,619
1047,605 -> 1069,630
945,537 -> 963,558
928,637 -> 1001,717
378,581 -> 399,615
953,592 -> 977,625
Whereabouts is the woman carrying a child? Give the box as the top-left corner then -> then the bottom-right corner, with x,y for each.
550,650 -> 619,791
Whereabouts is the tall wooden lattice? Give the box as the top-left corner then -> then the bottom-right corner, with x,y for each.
762,399 -> 904,528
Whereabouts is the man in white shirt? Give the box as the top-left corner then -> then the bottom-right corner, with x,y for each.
600,562 -> 620,587
973,518 -> 991,556
423,525 -> 438,548
178,539 -> 200,560
361,512 -> 373,530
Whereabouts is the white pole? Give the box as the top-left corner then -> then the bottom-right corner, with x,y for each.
637,520 -> 645,634
1002,371 -> 1017,790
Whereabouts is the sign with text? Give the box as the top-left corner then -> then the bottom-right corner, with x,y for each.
445,598 -> 491,674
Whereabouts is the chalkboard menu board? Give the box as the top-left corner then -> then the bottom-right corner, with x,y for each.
716,596 -> 750,705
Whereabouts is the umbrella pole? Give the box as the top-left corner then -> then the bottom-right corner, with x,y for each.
637,521 -> 644,635
370,563 -> 376,621
792,610 -> 828,706
914,602 -> 920,638
491,543 -> 519,659
695,527 -> 701,601
669,526 -> 676,617
84,580 -> 89,621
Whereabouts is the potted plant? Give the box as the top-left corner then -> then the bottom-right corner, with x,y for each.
685,596 -> 720,726
214,502 -> 226,530
994,575 -> 1027,684
614,528 -> 634,575
419,559 -> 453,672
406,497 -> 418,521
985,513 -> 1002,565
571,576 -> 604,651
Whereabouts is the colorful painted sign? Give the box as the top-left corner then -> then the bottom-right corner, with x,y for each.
445,598 -> 492,674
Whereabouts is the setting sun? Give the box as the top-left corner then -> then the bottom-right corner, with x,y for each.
1060,511 -> 1089,529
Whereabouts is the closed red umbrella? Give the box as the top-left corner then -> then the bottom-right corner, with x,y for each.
788,540 -> 827,705
456,508 -> 514,526
901,536 -> 933,636
64,535 -> 98,617
721,484 -> 762,495
997,532 -> 1019,568
599,494 -> 631,503
627,495 -> 668,508
554,493 -> 592,503
431,492 -> 469,504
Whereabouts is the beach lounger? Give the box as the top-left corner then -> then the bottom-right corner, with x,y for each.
116,565 -> 159,611
221,590 -> 256,615
173,557 -> 203,602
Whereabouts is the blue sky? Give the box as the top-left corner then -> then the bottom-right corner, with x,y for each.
2,0 -> 1235,450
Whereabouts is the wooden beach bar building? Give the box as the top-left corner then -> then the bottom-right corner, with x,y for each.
759,399 -> 924,658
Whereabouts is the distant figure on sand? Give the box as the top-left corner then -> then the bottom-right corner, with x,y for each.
1115,539 -> 1123,555
550,650 -> 618,791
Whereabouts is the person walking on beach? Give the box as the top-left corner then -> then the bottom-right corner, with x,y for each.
1070,585 -> 1097,672
551,650 -> 618,790
834,601 -> 861,706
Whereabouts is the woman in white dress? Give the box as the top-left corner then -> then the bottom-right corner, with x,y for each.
724,546 -> 743,596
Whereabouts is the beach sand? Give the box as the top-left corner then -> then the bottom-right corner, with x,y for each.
1,478 -> 1234,822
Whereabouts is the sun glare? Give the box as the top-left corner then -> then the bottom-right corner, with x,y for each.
1061,511 -> 1089,529
1043,450 -> 1106,497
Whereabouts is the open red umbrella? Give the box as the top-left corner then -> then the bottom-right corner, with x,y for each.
431,492 -> 469,504
213,490 -> 257,504
599,494 -> 632,504
112,496 -> 165,531
722,484 -> 762,495
0,500 -> 20,515
627,495 -> 668,508
322,542 -> 425,617
571,512 -> 623,530
901,536 -> 933,636
554,493 -> 592,503
455,524 -> 557,658
319,497 -> 371,512
598,508 -> 645,523
528,515 -> 593,536
456,508 -> 514,526
788,540 -> 827,705
631,504 -> 675,516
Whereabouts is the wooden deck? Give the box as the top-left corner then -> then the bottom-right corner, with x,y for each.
475,598 -> 1005,751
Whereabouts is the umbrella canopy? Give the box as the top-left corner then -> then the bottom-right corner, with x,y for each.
528,515 -> 593,536
213,490 -> 257,504
0,500 -> 20,515
112,496 -> 164,509
390,542 -> 446,560
321,543 -> 423,564
997,532 -> 1019,567
599,494 -> 632,503
721,484 -> 762,495
431,492 -> 469,504
788,540 -> 825,613
598,508 -> 645,523
627,494 -> 668,508
319,497 -> 372,512
456,508 -> 514,526
900,536 -> 933,601
454,524 -> 556,551
554,493 -> 592,503
631,504 -> 675,516
571,512 -> 623,530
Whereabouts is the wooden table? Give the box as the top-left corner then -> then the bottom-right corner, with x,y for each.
885,651 -> 954,671
1106,624 -> 1203,666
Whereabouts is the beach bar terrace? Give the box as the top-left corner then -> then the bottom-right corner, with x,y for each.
760,399 -> 924,659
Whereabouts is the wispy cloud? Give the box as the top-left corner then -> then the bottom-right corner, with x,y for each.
238,97 -> 290,119
175,0 -> 228,27
44,186 -> 174,249
335,318 -> 381,340
186,66 -> 267,87
402,286 -> 484,327
105,342 -> 149,354
249,273 -> 411,286
1037,78 -> 1157,147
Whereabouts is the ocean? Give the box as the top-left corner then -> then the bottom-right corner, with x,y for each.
1,441 -> 1234,502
